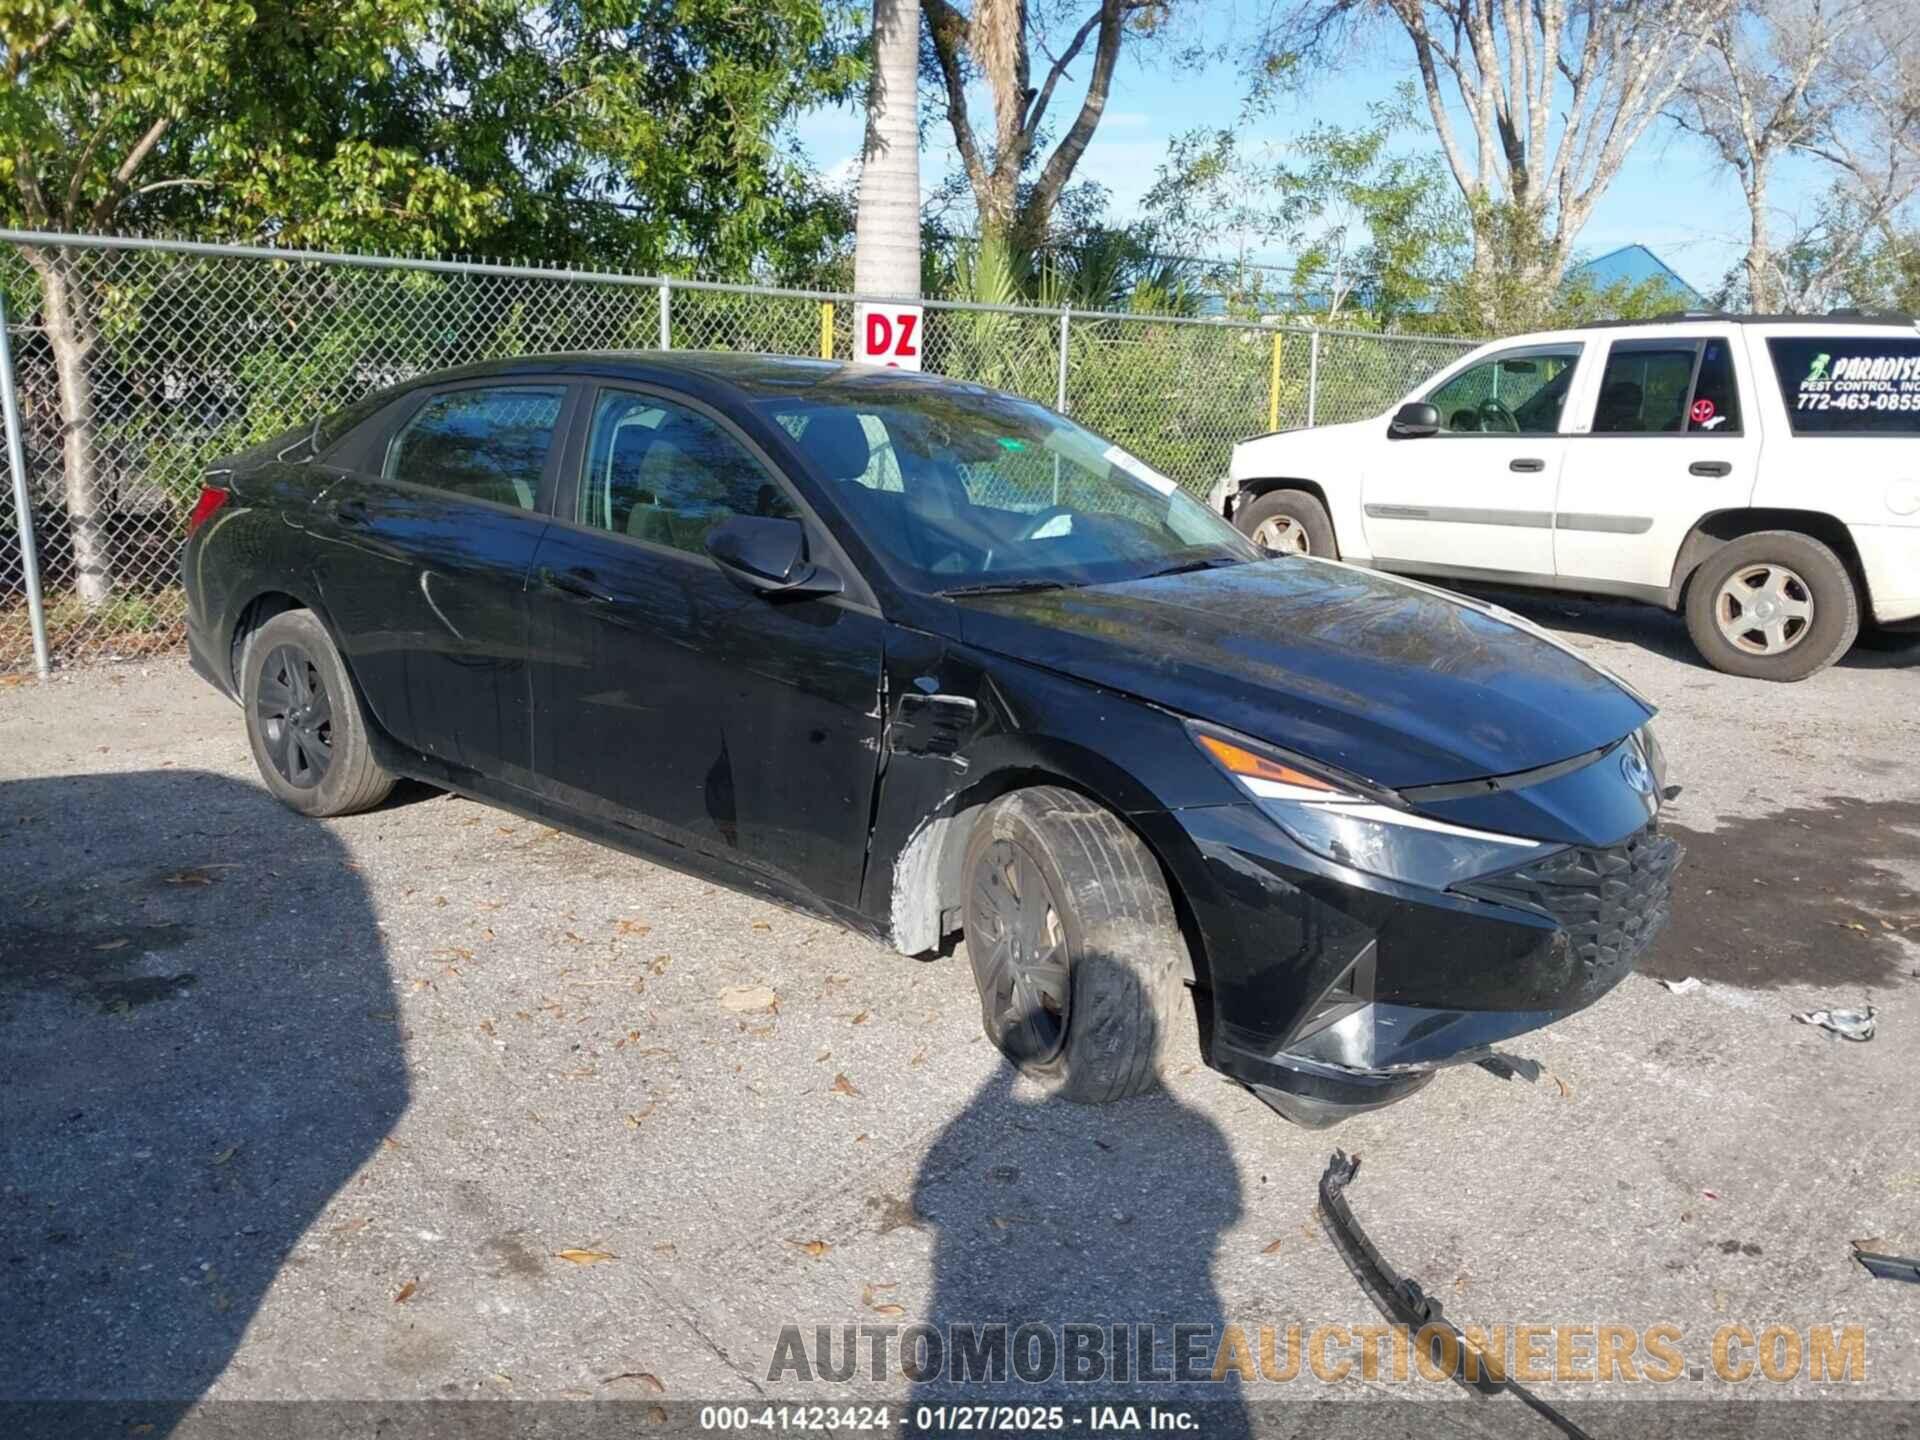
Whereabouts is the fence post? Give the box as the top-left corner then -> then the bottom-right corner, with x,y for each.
0,287 -> 50,680
1306,329 -> 1320,427
819,302 -> 834,360
1055,304 -> 1070,414
1267,331 -> 1282,432
658,280 -> 671,350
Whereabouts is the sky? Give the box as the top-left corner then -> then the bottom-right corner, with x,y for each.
792,12 -> 1841,297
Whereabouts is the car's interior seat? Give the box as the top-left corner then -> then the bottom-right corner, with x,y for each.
1595,380 -> 1644,432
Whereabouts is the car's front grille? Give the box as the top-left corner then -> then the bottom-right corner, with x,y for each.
1460,824 -> 1683,984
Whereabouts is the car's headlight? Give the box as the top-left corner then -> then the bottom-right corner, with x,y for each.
1636,723 -> 1668,800
1189,723 -> 1562,891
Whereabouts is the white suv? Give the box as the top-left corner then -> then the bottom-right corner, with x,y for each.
1223,313 -> 1920,681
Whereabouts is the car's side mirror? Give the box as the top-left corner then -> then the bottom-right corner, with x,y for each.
1388,402 -> 1441,438
705,515 -> 842,599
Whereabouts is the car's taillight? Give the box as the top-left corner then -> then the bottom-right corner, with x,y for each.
186,485 -> 230,536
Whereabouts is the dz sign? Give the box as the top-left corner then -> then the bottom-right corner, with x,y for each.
855,303 -> 923,371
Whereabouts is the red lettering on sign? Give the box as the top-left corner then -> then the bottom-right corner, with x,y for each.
895,312 -> 918,358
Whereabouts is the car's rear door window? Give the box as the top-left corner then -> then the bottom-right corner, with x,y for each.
1590,339 -> 1743,434
1767,336 -> 1920,434
385,385 -> 567,508
578,389 -> 797,555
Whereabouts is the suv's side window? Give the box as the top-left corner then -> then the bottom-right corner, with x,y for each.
1424,348 -> 1580,435
579,389 -> 798,555
385,385 -> 567,508
1591,340 -> 1743,435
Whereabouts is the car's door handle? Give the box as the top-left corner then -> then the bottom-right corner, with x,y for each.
1689,460 -> 1733,477
539,565 -> 614,603
1509,457 -> 1546,473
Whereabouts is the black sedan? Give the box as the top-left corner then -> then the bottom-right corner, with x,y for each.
182,353 -> 1679,1125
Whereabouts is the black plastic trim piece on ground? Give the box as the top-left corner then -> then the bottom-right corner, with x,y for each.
1316,1149 -> 1595,1440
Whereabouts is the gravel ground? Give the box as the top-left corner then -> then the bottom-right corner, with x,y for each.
2,592 -> 1916,1437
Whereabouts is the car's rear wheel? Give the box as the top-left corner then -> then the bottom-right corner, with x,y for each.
1683,530 -> 1858,681
242,609 -> 395,816
961,787 -> 1185,1103
1233,488 -> 1336,557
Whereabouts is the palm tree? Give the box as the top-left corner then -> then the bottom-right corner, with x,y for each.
852,0 -> 922,300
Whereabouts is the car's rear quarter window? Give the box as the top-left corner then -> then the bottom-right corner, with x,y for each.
1768,335 -> 1920,434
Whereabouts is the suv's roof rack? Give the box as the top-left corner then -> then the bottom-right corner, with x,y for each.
1583,309 -> 1917,329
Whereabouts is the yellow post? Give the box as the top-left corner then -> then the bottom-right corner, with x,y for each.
1267,331 -> 1282,432
820,301 -> 835,360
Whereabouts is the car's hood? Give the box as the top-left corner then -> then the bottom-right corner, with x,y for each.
953,557 -> 1654,790
1231,416 -> 1377,477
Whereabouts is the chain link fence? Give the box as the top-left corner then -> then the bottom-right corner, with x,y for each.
0,231 -> 1473,675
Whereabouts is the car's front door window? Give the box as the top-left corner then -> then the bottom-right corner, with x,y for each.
1425,349 -> 1580,435
579,389 -> 798,554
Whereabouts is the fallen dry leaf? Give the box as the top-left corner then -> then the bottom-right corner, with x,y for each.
830,1073 -> 860,1098
861,1281 -> 897,1308
751,921 -> 772,931
394,1278 -> 418,1304
790,1239 -> 832,1258
615,919 -> 652,938
603,1372 -> 666,1392
1260,1238 -> 1285,1255
624,1103 -> 657,1127
161,868 -> 218,887
870,1303 -> 905,1318
555,1248 -> 618,1265
211,1145 -> 238,1167
851,1010 -> 871,1025
718,984 -> 778,1014
91,938 -> 130,952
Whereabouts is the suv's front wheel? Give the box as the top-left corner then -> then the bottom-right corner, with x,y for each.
1684,530 -> 1859,681
1233,488 -> 1336,557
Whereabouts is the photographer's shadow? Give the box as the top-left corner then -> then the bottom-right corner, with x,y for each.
0,768 -> 404,1432
909,959 -> 1250,1437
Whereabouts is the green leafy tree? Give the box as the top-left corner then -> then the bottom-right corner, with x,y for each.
0,0 -> 864,605
1147,86 -> 1466,327
1,1 -> 491,603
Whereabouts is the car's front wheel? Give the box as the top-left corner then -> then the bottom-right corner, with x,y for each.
961,787 -> 1186,1103
242,609 -> 395,816
1233,487 -> 1336,557
1683,530 -> 1859,681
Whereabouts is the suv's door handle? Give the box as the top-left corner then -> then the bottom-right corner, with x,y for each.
1509,457 -> 1546,473
540,565 -> 614,603
1689,460 -> 1733,477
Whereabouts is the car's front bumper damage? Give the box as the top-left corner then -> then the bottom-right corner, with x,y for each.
1147,745 -> 1681,1125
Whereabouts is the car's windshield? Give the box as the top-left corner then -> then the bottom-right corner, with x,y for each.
758,383 -> 1260,593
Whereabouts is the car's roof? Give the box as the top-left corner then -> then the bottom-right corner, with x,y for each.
396,350 -> 997,408
1582,309 -> 1917,329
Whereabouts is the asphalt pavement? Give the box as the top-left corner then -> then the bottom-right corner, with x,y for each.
1,591 -> 1916,1437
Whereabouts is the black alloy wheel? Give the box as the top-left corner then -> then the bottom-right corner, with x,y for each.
256,643 -> 333,789
968,836 -> 1072,1066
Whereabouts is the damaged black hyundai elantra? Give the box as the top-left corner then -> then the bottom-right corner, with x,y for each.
182,353 -> 1679,1125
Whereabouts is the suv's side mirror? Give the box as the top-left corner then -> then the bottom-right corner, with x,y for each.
705,515 -> 842,599
1388,402 -> 1441,438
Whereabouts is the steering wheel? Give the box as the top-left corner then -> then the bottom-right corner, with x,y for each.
1476,398 -> 1520,434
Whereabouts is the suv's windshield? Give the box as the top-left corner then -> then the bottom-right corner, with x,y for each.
759,383 -> 1260,593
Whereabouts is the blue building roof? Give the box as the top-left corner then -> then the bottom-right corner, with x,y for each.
1569,245 -> 1705,307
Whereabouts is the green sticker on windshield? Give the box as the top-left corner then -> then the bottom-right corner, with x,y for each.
997,437 -> 1029,452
